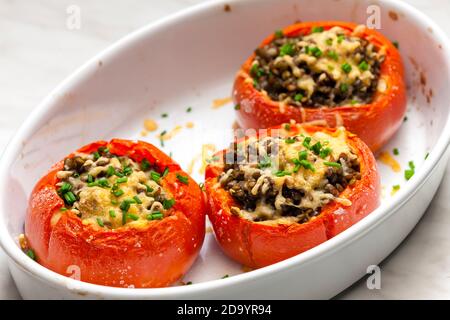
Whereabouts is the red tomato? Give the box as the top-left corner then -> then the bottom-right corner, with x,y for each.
26,139 -> 206,288
205,124 -> 380,268
233,21 -> 406,152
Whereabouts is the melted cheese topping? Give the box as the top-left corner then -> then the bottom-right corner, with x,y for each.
221,127 -> 358,223
77,170 -> 164,229
293,26 -> 377,98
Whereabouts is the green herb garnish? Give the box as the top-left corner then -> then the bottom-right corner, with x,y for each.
163,198 -> 175,210
141,158 -> 151,171
324,161 -> 342,168
341,63 -> 352,74
96,218 -> 104,227
280,43 -> 295,56
176,174 -> 189,185
274,29 -> 284,38
311,26 -> 324,33
358,61 -> 369,71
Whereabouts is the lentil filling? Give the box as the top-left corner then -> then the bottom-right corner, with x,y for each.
250,25 -> 385,107
55,146 -> 175,229
218,128 -> 361,223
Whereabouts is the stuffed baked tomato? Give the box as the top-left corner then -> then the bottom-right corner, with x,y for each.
233,21 -> 406,151
25,139 -> 205,288
205,124 -> 380,268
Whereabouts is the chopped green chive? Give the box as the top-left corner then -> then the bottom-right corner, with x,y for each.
160,130 -> 167,147
403,116 -> 408,122
393,148 -> 399,156
109,210 -> 116,218
186,107 -> 192,113
116,177 -> 128,184
303,136 -> 312,149
98,146 -> 109,154
425,152 -> 429,160
319,147 -> 332,159
404,161 -> 415,180
96,218 -> 104,227
222,274 -> 229,279
123,166 -> 133,176
111,199 -> 119,205
106,166 -> 115,177
311,26 -> 324,33
324,161 -> 342,168
151,171 -> 161,183
392,40 -> 399,49
26,249 -> 36,260
325,38 -> 333,46
294,93 -> 303,102
87,174 -> 94,183
358,61 -> 369,71
234,104 -> 241,110
309,47 -> 322,58
404,169 -> 414,180
93,151 -> 100,161
122,212 -> 127,225
298,150 -> 308,160
274,29 -> 284,38
113,189 -> 124,197
64,191 -> 76,205
284,123 -> 291,131
250,64 -> 265,78
341,63 -> 352,74
120,199 -> 136,213
299,160 -> 315,172
87,181 -> 98,187
60,207 -> 68,212
97,178 -> 110,188
279,43 -> 295,56
327,50 -> 338,61
147,212 -> 163,220
340,83 -> 349,93
161,113 -> 168,118
162,167 -> 169,178
392,184 -> 400,191
145,184 -> 154,193
141,158 -> 151,171
133,196 -> 142,204
285,137 -> 296,144
59,182 -> 72,193
163,198 -> 175,210
337,34 -> 345,43
258,155 -> 272,169
311,142 -> 322,155
176,174 -> 189,185
275,170 -> 291,177
128,213 -> 139,221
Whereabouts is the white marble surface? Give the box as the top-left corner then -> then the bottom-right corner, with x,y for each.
1,0 -> 449,300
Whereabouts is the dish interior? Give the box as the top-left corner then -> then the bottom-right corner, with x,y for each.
1,0 -> 450,287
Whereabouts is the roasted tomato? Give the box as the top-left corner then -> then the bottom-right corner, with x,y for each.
25,139 -> 206,288
233,21 -> 406,152
205,124 -> 380,268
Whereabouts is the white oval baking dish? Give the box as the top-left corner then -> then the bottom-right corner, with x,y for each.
1,0 -> 450,299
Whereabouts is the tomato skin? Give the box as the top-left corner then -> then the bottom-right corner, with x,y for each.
233,21 -> 406,152
205,124 -> 380,268
25,139 -> 206,288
